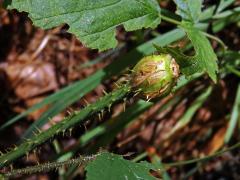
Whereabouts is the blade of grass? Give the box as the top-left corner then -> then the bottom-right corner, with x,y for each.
224,84 -> 240,143
164,87 -> 212,139
79,44 -> 125,69
0,82 -> 80,131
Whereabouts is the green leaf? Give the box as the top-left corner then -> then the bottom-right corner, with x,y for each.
174,0 -> 203,23
212,7 -> 240,33
181,23 -> 218,82
86,152 -> 157,180
8,0 -> 161,51
199,5 -> 216,21
225,84 -> 240,143
155,23 -> 218,82
216,0 -> 235,13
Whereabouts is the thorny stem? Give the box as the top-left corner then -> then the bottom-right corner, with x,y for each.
3,136 -> 240,178
0,85 -> 131,168
1,155 -> 96,178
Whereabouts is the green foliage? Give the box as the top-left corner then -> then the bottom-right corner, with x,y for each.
225,84 -> 240,143
154,22 -> 218,82
59,75 -> 200,178
212,6 -> 240,33
181,22 -> 218,82
1,0 -> 239,179
172,0 -> 218,82
216,0 -> 235,13
6,0 -> 219,83
174,0 -> 203,23
86,152 -> 157,180
8,0 -> 161,51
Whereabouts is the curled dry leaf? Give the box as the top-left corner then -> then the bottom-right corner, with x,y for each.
4,61 -> 58,99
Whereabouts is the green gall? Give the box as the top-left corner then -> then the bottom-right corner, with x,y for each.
131,54 -> 180,100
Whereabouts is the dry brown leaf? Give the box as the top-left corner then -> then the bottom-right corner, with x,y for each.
5,61 -> 58,99
204,126 -> 227,155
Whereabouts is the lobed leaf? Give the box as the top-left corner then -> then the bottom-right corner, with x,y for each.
155,23 -> 218,82
8,0 -> 161,51
174,0 -> 203,23
181,22 -> 218,82
86,152 -> 157,180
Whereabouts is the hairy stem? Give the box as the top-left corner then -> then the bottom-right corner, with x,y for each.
2,155 -> 96,178
0,85 -> 131,168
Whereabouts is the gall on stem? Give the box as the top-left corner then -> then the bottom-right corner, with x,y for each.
131,54 -> 180,101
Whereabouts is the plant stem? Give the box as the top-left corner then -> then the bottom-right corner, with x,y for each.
226,65 -> 240,77
161,14 -> 227,51
132,152 -> 148,162
202,32 -> 227,50
161,14 -> 181,26
0,85 -> 131,168
164,141 -> 240,167
1,155 -> 96,178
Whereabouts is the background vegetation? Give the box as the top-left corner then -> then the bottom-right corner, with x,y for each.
0,0 -> 240,179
